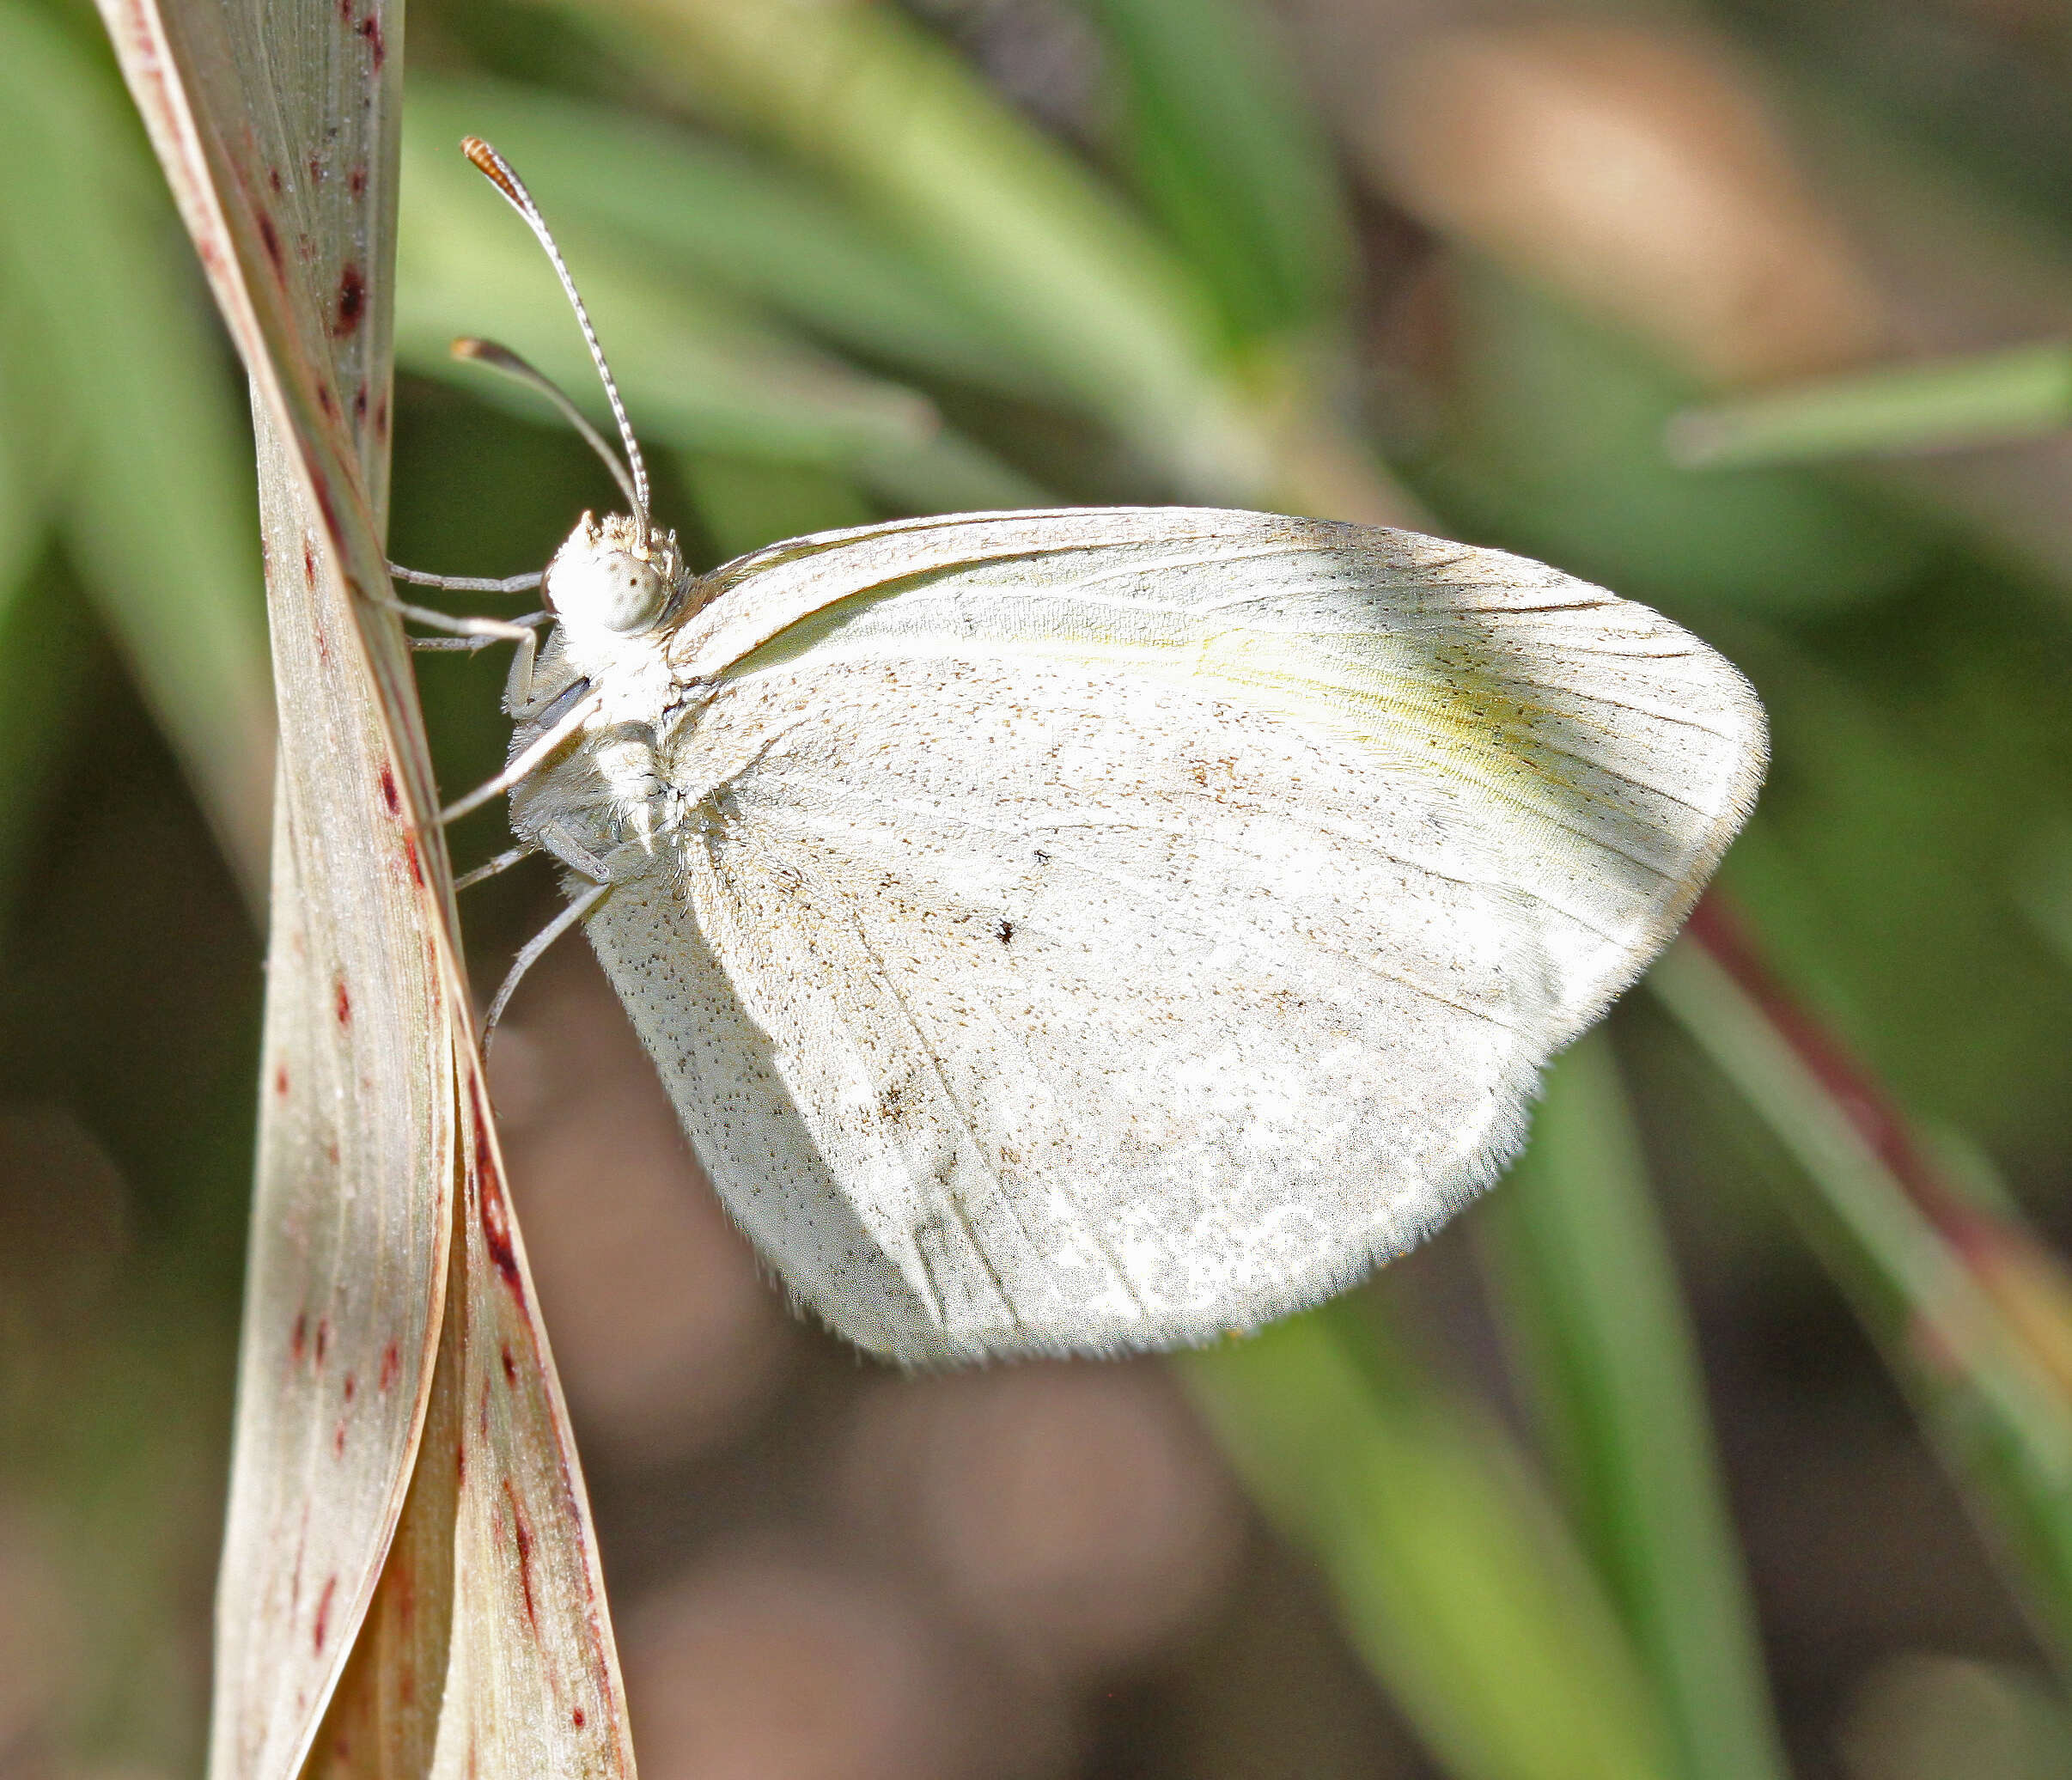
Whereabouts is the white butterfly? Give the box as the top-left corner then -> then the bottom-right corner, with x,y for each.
409,142 -> 1765,1366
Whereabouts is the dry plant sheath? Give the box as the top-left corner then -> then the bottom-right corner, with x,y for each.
91,0 -> 635,1774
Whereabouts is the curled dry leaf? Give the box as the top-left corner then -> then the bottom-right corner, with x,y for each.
92,0 -> 635,1774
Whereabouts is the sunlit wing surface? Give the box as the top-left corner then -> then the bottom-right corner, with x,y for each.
526,508 -> 1762,1362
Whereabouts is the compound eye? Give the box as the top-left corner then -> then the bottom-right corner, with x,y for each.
593,552 -> 668,633
547,540 -> 670,636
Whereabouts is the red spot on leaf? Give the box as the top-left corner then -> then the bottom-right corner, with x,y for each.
258,212 -> 283,275
313,1575 -> 338,1651
302,541 -> 316,584
354,382 -> 368,423
403,833 -> 426,887
503,1479 -> 538,1627
325,1138 -> 341,1166
273,1064 -> 290,1098
291,1313 -> 308,1362
343,1372 -> 357,1403
470,1081 -> 523,1293
350,164 -> 368,198
334,978 -> 352,1027
379,1341 -> 400,1393
455,1439 -> 466,1485
394,1557 -> 417,1635
379,767 -> 400,815
317,383 -> 336,418
499,1344 -> 517,1387
332,1420 -> 346,1458
333,263 -> 365,338
357,12 -> 385,65
267,166 -> 283,194
315,1319 -> 331,1366
572,1710 -> 586,1729
479,1175 -> 521,1295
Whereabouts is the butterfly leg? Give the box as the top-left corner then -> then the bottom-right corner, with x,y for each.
530,816 -> 615,881
371,593 -> 551,656
405,624 -> 550,656
388,562 -> 545,595
502,632 -> 562,719
454,843 -> 541,892
483,880 -> 610,1041
439,688 -> 605,825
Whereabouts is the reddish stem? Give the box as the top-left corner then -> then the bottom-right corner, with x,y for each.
1684,891 -> 1981,1247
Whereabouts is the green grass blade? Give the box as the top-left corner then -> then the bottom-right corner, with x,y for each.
0,280 -> 58,607
0,293 -> 75,911
399,117 -> 1047,513
677,454 -> 875,562
559,0 -> 1295,504
845,429 -> 1053,516
1655,901 -> 2072,1667
1425,262 -> 1928,617
1481,1032 -> 1789,1780
1667,343 -> 2072,469
0,0 -> 272,905
1182,1309 -> 1675,1780
405,74 -> 1062,404
0,569 -> 101,927
1075,0 -> 1354,346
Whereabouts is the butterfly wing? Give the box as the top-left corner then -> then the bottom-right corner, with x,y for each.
568,508 -> 1762,1362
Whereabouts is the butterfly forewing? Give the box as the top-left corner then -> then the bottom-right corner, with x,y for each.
524,508 -> 1762,1362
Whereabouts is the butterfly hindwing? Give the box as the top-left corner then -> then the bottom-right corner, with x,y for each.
525,508 -> 1764,1362
584,649 -> 1546,1359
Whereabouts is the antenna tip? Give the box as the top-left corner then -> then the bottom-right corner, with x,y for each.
460,136 -> 523,204
451,337 -> 528,378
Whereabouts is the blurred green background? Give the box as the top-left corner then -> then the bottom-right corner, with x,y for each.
11,0 -> 2072,1776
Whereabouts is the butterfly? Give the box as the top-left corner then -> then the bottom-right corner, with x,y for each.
407,141 -> 1766,1367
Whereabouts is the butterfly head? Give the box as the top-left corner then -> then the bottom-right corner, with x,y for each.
545,510 -> 688,640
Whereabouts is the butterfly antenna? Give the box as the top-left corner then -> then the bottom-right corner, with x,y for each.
451,337 -> 643,519
461,137 -> 652,537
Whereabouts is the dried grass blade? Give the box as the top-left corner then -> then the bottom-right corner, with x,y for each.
94,0 -> 636,1774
